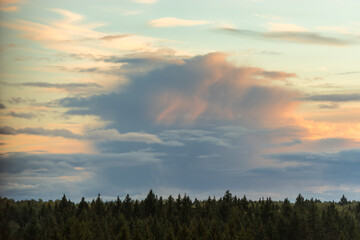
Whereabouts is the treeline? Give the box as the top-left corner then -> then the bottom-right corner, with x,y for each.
1,191 -> 360,240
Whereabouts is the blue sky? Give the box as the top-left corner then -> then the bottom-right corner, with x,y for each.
1,0 -> 360,201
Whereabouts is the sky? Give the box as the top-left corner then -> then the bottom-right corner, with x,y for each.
0,0 -> 360,202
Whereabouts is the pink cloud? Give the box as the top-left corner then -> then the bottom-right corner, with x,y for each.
151,52 -> 299,127
0,0 -> 24,12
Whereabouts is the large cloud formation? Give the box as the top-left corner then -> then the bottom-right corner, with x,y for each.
54,52 -> 299,130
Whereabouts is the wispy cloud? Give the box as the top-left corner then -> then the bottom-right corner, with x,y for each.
304,93 -> 360,102
86,129 -> 163,144
267,22 -> 307,32
7,111 -> 37,119
220,27 -> 356,46
0,126 -> 166,144
149,17 -> 209,28
0,0 -> 25,12
7,97 -> 36,105
0,126 -> 81,138
19,81 -> 103,90
1,182 -> 38,190
318,103 -> 339,109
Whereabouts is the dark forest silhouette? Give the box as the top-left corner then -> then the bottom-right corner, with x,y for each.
1,191 -> 359,240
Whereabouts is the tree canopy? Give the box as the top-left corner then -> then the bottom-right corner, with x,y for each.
1,191 -> 359,240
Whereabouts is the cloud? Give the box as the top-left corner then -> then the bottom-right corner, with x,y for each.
1,182 -> 38,190
304,93 -> 360,102
318,103 -> 339,109
54,52 -> 299,129
149,17 -> 209,28
267,22 -> 307,32
266,149 -> 360,163
0,8 -> 164,59
0,0 -> 24,12
7,97 -> 36,105
19,81 -> 103,90
0,103 -> 6,109
7,111 -> 37,119
99,34 -> 131,41
0,126 -> 82,138
86,129 -> 163,144
0,126 -> 167,144
337,71 -> 360,75
0,149 -> 165,199
220,27 -> 356,46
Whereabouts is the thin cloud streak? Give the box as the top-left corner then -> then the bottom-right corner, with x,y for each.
220,27 -> 356,46
149,17 -> 209,27
0,126 -> 167,144
7,111 -> 37,119
19,82 -> 103,90
304,93 -> 360,102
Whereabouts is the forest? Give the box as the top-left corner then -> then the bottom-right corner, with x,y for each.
1,191 -> 360,240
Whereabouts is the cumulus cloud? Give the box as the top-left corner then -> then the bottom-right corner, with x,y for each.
54,52 -> 299,129
149,17 -> 209,27
220,27 -> 356,46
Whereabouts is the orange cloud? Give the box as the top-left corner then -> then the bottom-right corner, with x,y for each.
0,135 -> 95,154
151,53 -> 299,127
0,0 -> 24,12
297,119 -> 360,141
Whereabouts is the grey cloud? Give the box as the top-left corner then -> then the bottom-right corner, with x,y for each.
0,126 -> 81,138
220,27 -> 355,46
304,93 -> 360,102
0,126 -> 167,145
8,97 -> 36,105
261,71 -> 296,79
20,82 -> 102,90
266,149 -> 360,163
7,111 -> 37,119
258,50 -> 282,55
312,83 -> 340,89
336,71 -> 360,75
0,149 -> 164,200
264,138 -> 302,148
99,34 -> 131,41
52,53 -> 299,130
160,129 -> 230,147
0,103 -> 5,109
318,103 -> 339,109
265,31 -> 353,46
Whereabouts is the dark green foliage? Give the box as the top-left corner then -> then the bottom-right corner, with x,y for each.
1,192 -> 360,240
